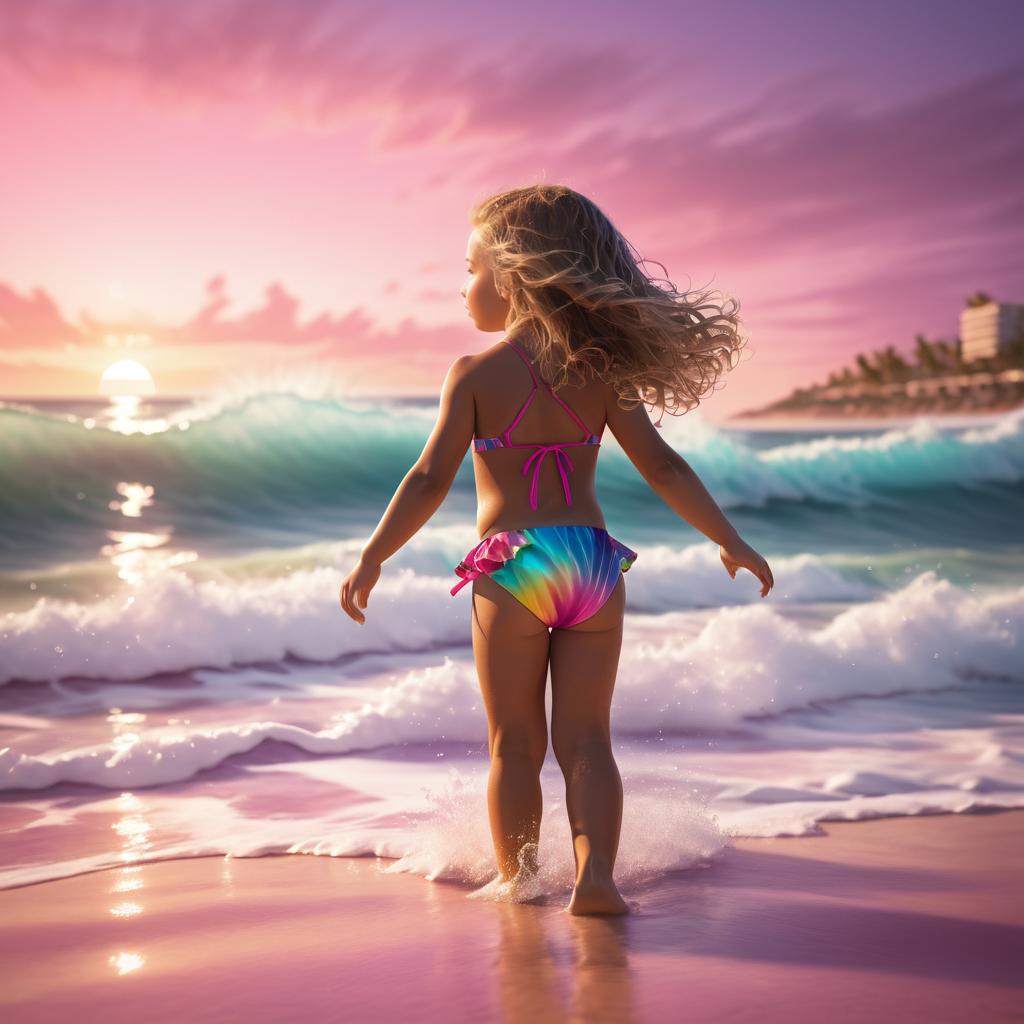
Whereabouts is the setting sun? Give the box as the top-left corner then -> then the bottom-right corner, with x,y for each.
100,360 -> 155,396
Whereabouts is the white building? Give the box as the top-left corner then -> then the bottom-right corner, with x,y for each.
960,301 -> 1024,362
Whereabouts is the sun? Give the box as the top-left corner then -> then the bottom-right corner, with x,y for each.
100,360 -> 156,397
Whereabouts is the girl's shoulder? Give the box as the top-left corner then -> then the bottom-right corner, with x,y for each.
456,340 -> 515,378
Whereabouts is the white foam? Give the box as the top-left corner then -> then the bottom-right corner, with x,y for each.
4,714 -> 1022,891
0,538 -> 876,687
0,562 -> 469,686
378,771 -> 726,898
3,571 -> 1020,792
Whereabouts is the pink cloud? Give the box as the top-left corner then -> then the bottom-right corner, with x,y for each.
0,284 -> 85,348
479,68 -> 1024,259
0,0 -> 661,150
163,276 -> 368,347
1,274 -> 465,358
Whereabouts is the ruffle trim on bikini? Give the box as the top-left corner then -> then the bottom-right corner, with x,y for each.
450,530 -> 531,595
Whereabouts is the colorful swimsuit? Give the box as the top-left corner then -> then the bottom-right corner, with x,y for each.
450,338 -> 638,629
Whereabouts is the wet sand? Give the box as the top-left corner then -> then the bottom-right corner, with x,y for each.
1,810 -> 1021,1023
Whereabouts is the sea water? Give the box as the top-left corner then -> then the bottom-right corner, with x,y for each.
1,388 -> 1022,894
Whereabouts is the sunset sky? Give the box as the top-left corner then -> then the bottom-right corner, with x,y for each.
2,0 -> 1022,420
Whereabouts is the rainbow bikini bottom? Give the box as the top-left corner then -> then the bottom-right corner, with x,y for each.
450,524 -> 638,630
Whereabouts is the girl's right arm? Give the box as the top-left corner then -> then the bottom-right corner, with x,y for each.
605,387 -> 774,597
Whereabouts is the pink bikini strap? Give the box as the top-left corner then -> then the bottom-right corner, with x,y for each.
501,339 -> 538,440
545,384 -> 591,435
503,338 -> 539,385
503,338 -> 592,437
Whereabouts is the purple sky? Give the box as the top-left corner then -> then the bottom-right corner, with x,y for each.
1,0 -> 1022,419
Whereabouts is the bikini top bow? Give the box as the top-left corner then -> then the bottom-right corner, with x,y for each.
521,444 -> 575,511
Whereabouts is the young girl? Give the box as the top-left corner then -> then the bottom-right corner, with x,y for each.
339,185 -> 773,916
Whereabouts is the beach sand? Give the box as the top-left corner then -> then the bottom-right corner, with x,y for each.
1,810 -> 1021,1023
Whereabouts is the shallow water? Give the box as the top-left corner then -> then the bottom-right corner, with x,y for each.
2,391 -> 1022,892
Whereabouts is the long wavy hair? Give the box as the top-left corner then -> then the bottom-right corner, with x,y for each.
469,184 -> 748,422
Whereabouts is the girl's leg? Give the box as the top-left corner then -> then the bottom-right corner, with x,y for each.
471,572 -> 552,881
549,575 -> 629,915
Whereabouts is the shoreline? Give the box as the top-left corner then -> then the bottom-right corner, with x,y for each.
1,809 -> 1021,1022
726,402 -> 1024,427
723,405 -> 1022,431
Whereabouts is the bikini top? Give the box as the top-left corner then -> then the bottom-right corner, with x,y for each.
473,338 -> 603,510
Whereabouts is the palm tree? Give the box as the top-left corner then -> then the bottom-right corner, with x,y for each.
876,345 -> 911,382
855,352 -> 882,385
965,291 -> 994,308
938,339 -> 966,370
914,333 -> 945,377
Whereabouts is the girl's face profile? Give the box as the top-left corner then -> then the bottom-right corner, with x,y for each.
461,228 -> 510,332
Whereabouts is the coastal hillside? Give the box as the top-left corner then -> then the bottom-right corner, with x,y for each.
735,292 -> 1024,419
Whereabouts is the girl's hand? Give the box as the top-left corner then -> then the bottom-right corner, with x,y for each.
720,536 -> 774,598
339,558 -> 381,624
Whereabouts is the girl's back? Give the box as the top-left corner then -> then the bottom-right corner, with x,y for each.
469,333 -> 609,540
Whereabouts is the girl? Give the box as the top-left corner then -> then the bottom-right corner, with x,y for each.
339,184 -> 773,916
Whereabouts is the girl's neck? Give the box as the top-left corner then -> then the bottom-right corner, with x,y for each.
506,324 -> 540,359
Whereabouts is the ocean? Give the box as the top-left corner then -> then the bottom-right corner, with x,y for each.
1,390 -> 1022,895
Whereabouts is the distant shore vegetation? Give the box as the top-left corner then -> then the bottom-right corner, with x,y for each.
735,292 -> 1024,419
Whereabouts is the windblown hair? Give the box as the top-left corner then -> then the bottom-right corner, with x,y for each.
469,184 -> 748,422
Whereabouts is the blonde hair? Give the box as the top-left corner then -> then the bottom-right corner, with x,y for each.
470,184 -> 748,422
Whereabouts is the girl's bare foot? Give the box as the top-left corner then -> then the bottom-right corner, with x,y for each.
567,869 -> 629,916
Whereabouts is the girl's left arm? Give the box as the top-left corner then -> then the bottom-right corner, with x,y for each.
339,356 -> 475,624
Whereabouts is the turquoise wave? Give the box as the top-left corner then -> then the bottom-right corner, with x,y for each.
1,396 -> 1022,568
